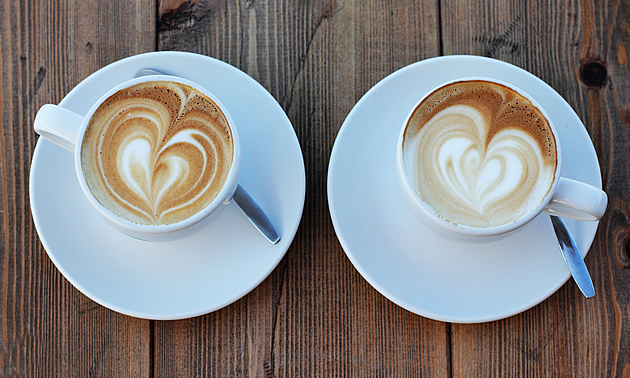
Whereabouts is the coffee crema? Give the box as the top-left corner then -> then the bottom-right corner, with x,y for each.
402,80 -> 557,228
81,80 -> 234,225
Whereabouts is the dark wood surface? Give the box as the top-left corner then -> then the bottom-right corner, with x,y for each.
1,0 -> 628,376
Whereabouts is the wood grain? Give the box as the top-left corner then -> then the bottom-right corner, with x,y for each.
586,0 -> 630,375
441,0 -> 630,376
2,0 -> 629,376
157,0 -> 448,376
0,0 -> 155,376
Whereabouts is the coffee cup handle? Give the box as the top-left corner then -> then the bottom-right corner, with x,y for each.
542,177 -> 608,221
34,104 -> 83,153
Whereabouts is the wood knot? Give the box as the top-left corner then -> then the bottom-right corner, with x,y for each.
159,0 -> 199,29
613,225 -> 630,269
579,60 -> 608,88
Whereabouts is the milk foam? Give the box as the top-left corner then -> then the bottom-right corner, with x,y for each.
403,81 -> 557,228
81,81 -> 233,225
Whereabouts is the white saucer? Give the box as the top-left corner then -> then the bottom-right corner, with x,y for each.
328,55 -> 603,323
30,52 -> 305,320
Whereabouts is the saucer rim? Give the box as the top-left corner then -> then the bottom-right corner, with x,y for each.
30,51 -> 306,320
328,54 -> 602,323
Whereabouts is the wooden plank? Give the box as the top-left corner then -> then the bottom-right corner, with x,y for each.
441,0 -> 629,376
0,0 -> 155,376
156,0 -> 448,376
582,0 -> 630,376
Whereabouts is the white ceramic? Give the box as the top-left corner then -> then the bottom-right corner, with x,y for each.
328,55 -> 603,323
30,51 -> 305,319
34,75 -> 242,242
396,77 -> 607,238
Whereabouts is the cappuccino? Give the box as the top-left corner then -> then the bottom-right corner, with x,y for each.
81,80 -> 234,226
402,80 -> 557,228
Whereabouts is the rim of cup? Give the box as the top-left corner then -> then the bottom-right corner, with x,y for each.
396,77 -> 562,237
73,75 -> 241,235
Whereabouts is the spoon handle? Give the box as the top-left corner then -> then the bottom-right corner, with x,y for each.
550,215 -> 595,298
233,184 -> 280,244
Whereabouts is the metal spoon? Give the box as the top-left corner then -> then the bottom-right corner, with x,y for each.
134,69 -> 280,244
550,215 -> 594,298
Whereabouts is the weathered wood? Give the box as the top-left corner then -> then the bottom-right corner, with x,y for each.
442,0 -> 630,376
3,0 -> 629,376
585,0 -> 630,375
157,0 -> 448,376
0,0 -> 155,376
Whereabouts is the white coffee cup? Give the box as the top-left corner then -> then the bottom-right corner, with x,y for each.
34,75 -> 241,242
396,78 -> 607,239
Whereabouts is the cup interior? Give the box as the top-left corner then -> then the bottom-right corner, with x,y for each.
73,75 -> 241,238
397,77 -> 562,237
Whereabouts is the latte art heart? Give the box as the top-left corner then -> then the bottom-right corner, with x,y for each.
81,81 -> 234,225
403,81 -> 557,228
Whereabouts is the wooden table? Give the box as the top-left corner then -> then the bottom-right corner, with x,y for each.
2,0 -> 629,376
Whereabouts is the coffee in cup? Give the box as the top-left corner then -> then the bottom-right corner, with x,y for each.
402,79 -> 557,228
34,75 -> 241,242
397,78 -> 607,237
81,80 -> 234,226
